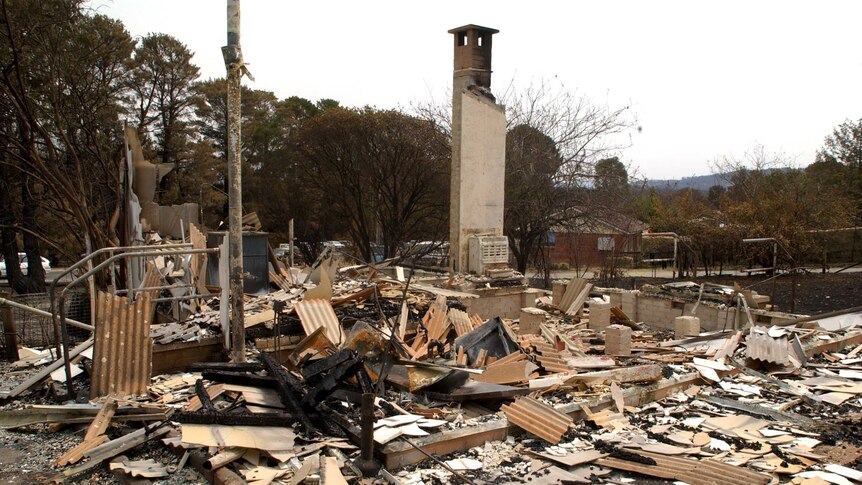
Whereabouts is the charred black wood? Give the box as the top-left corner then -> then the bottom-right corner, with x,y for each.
329,388 -> 364,405
301,349 -> 355,380
188,362 -> 264,373
427,340 -> 446,358
172,411 -> 297,427
302,355 -> 363,407
259,352 -> 315,434
356,367 -> 374,394
195,379 -> 217,414
245,319 -> 302,340
353,393 -> 380,477
201,370 -> 277,388
335,299 -> 401,322
297,352 -> 314,369
312,403 -> 349,438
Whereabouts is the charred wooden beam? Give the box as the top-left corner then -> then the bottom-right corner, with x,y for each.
357,367 -> 374,394
259,352 -> 315,434
172,411 -> 297,427
303,355 -> 363,407
201,370 -> 277,388
301,349 -> 355,380
195,379 -> 217,414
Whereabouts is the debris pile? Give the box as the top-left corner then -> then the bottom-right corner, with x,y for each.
1,259 -> 862,485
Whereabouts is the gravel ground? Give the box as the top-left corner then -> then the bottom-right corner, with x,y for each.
0,366 -> 206,485
0,423 -> 207,484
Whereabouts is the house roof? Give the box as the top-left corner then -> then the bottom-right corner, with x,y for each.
555,207 -> 648,235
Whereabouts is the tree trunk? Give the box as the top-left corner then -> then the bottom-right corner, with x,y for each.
512,238 -> 529,274
21,175 -> 46,293
0,160 -> 26,294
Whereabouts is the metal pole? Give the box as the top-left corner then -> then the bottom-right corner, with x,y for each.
672,237 -> 678,279
771,241 -> 778,309
288,218 -> 294,273
84,234 -> 96,328
1,293 -> 18,362
0,296 -> 92,331
353,393 -> 380,477
223,0 -> 245,362
790,269 -> 797,313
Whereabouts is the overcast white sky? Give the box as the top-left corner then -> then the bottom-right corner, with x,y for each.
93,0 -> 862,179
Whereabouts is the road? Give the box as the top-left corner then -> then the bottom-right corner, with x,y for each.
539,264 -> 862,281
0,267 -> 73,290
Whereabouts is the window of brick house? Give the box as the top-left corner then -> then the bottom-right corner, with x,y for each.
598,237 -> 615,251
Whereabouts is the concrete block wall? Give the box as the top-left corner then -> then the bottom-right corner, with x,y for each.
598,288 -> 640,322
461,285 -> 802,331
552,281 -> 567,308
463,291 -> 522,320
594,287 -> 800,332
620,292 -> 638,320
635,297 -> 678,330
461,287 -> 545,320
588,301 -> 612,330
606,292 -> 623,311
605,325 -> 632,356
674,316 -> 701,338
519,307 -> 546,335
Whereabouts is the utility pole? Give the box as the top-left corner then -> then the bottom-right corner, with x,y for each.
223,0 -> 245,361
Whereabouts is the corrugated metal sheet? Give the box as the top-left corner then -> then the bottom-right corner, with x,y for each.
295,298 -> 343,344
597,449 -> 770,485
558,277 -> 586,311
536,353 -> 573,374
90,269 -> 158,398
558,278 -> 592,315
526,340 -> 574,374
411,296 -> 450,358
501,396 -> 572,444
448,309 -> 473,337
189,223 -> 207,295
424,295 -> 450,341
745,327 -> 789,364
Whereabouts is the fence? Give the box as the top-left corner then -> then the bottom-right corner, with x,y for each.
0,289 -> 90,351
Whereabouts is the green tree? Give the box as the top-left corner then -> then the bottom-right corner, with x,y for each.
315,98 -> 341,111
706,184 -> 726,209
817,118 -> 862,170
125,33 -> 200,205
710,145 -> 856,267
594,157 -> 630,194
0,0 -> 134,291
245,95 -> 326,250
500,79 -> 635,277
192,79 -> 281,167
295,107 -> 449,262
815,118 -> 862,215
504,124 -> 566,274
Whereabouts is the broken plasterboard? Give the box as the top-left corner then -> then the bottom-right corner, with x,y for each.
181,424 -> 296,451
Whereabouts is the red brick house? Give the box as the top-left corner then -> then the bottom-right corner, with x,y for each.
545,209 -> 647,268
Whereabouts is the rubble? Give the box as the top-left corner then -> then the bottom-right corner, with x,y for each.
3,117 -> 862,483
2,259 -> 862,484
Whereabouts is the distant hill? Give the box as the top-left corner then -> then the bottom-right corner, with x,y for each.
643,173 -> 729,192
644,167 -> 792,192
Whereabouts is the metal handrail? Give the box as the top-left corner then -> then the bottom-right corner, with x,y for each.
114,283 -> 194,296
48,243 -> 192,361
54,247 -> 217,397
